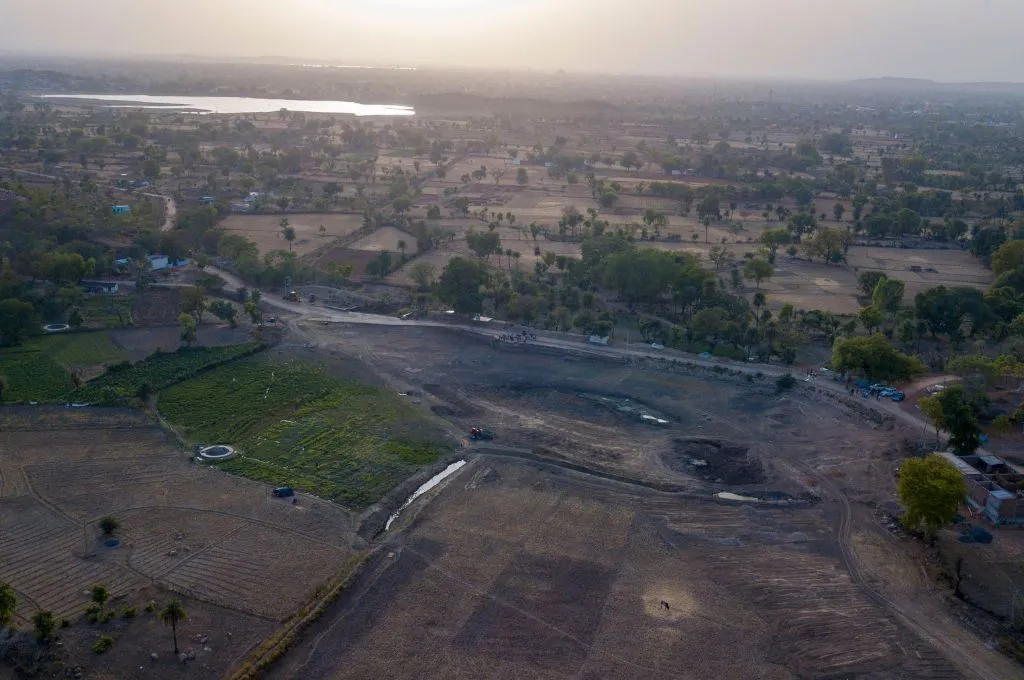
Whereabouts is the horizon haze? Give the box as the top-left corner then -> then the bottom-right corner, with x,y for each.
2,0 -> 1023,82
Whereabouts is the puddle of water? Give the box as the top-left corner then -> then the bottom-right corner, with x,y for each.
385,460 -> 466,531
716,492 -> 760,502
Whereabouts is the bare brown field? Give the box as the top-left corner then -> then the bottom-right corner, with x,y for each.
269,323 -> 1021,680
222,213 -> 362,256
757,246 -> 993,315
348,225 -> 419,252
0,407 -> 355,679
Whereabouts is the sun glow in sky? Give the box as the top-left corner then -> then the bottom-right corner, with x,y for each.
3,0 -> 1024,80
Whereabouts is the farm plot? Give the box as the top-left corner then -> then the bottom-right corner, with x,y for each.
35,331 -> 129,368
0,409 -> 356,678
268,457 -> 961,680
347,226 -> 418,253
0,346 -> 77,403
222,213 -> 362,257
316,248 -> 382,280
130,288 -> 182,326
77,294 -> 135,329
158,356 -> 451,508
71,343 -> 261,403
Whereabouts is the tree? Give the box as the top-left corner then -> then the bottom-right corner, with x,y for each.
742,258 -> 774,288
0,299 -> 40,345
696,194 -> 720,224
856,305 -> 883,333
801,226 -> 845,264
0,582 -> 15,628
209,300 -> 238,328
178,314 -> 197,347
426,204 -> 441,220
243,301 -> 262,326
831,334 -> 926,382
991,240 -> 1024,276
180,287 -> 207,325
872,278 -> 906,319
937,386 -> 982,454
517,167 -> 528,185
280,218 -> 296,252
833,202 -> 846,222
409,261 -> 436,290
466,230 -> 501,261
708,246 -> 730,270
858,271 -> 888,297
33,611 -> 55,643
160,599 -> 188,655
91,586 -> 109,610
898,455 -> 966,539
99,516 -> 119,536
142,158 -> 160,181
68,308 -> 84,329
392,197 -> 411,216
437,257 -> 489,315
918,396 -> 944,449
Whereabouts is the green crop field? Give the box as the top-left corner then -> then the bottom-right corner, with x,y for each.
0,347 -> 77,403
77,295 -> 134,329
35,332 -> 128,367
71,343 -> 262,403
159,356 -> 449,508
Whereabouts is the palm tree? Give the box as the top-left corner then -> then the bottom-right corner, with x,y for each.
512,251 -> 521,270
160,599 -> 188,655
505,248 -> 514,270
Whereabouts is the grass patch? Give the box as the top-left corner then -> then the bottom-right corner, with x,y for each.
35,332 -> 128,367
71,343 -> 262,403
159,356 -> 448,508
0,346 -> 77,403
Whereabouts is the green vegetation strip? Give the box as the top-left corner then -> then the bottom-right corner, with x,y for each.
71,343 -> 262,403
159,357 -> 446,508
0,346 -> 77,403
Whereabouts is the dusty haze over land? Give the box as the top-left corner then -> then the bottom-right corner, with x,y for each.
1,0 -> 1023,81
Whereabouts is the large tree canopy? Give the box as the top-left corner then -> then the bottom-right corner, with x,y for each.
898,455 -> 966,537
831,334 -> 926,382
437,257 -> 489,315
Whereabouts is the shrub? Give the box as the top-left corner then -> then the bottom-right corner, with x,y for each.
144,601 -> 157,613
776,374 -> 796,391
98,516 -> 119,536
59,618 -> 71,629
93,636 -> 114,654
99,611 -> 115,624
121,607 -> 137,619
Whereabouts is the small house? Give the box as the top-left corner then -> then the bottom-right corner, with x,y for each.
112,205 -> 131,216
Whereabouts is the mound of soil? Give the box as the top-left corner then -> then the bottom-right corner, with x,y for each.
663,438 -> 765,485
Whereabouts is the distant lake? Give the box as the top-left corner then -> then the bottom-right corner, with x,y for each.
40,94 -> 414,116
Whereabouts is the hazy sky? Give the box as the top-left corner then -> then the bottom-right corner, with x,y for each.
2,0 -> 1023,81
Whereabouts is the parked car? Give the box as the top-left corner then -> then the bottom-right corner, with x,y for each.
699,352 -> 712,360
272,487 -> 295,498
891,392 -> 906,402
